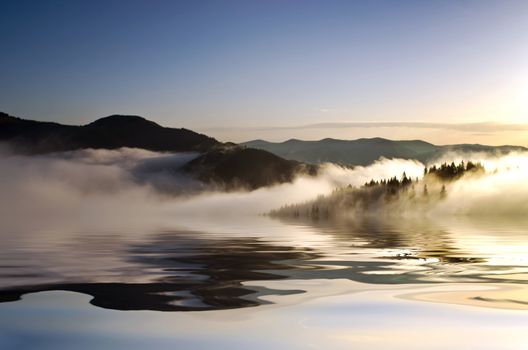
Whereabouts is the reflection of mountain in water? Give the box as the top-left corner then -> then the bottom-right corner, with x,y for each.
0,234 -> 319,311
0,218 -> 527,311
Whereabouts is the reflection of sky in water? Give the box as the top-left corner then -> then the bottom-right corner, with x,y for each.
1,283 -> 528,350
1,215 -> 528,348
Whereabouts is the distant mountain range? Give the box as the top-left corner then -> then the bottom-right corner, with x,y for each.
242,138 -> 527,166
3,112 -> 526,190
0,112 -> 315,190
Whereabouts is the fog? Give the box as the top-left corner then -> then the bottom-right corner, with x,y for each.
276,151 -> 528,218
1,146 -> 527,232
433,151 -> 528,215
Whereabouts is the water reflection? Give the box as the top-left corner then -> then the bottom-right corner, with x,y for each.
0,216 -> 527,311
0,234 -> 318,311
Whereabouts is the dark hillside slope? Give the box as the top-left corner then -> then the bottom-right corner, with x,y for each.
0,112 -> 318,190
185,147 -> 318,190
0,112 -> 219,154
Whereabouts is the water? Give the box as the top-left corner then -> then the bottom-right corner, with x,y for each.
1,214 -> 528,349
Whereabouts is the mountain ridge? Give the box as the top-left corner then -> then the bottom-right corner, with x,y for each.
242,137 -> 526,165
0,112 -> 318,190
0,112 -> 219,154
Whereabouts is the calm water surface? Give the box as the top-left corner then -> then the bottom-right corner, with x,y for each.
1,215 -> 527,349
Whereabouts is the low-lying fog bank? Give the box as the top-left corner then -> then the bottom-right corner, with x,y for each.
1,146 -> 528,231
274,151 -> 528,218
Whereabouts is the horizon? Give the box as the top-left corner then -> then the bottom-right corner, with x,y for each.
3,110 -> 527,147
1,0 -> 528,146
3,2 -> 528,348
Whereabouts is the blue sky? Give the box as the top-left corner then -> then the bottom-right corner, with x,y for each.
1,0 -> 527,144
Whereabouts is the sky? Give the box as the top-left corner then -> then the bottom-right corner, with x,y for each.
1,0 -> 528,145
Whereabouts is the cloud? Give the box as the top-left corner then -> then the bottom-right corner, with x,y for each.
318,108 -> 346,114
293,122 -> 528,132
202,121 -> 528,134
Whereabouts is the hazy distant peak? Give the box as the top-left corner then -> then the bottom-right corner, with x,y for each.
356,137 -> 391,143
319,137 -> 341,142
244,139 -> 273,145
400,139 -> 436,145
242,137 -> 526,166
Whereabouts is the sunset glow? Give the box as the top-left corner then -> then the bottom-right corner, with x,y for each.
1,1 -> 528,349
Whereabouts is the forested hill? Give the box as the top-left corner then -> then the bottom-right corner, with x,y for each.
271,161 -> 485,219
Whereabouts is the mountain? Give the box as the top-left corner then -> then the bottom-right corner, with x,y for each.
0,112 -> 219,154
0,112 -> 318,190
242,138 -> 526,166
184,146 -> 318,190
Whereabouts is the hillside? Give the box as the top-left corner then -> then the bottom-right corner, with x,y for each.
0,112 -> 219,154
242,138 -> 526,166
0,112 -> 318,190
185,146 -> 318,190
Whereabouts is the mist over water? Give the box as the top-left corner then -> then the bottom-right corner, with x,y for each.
2,147 -> 528,233
432,152 -> 528,215
3,0 -> 528,346
274,151 -> 528,218
1,147 -> 528,349
0,147 -> 418,230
